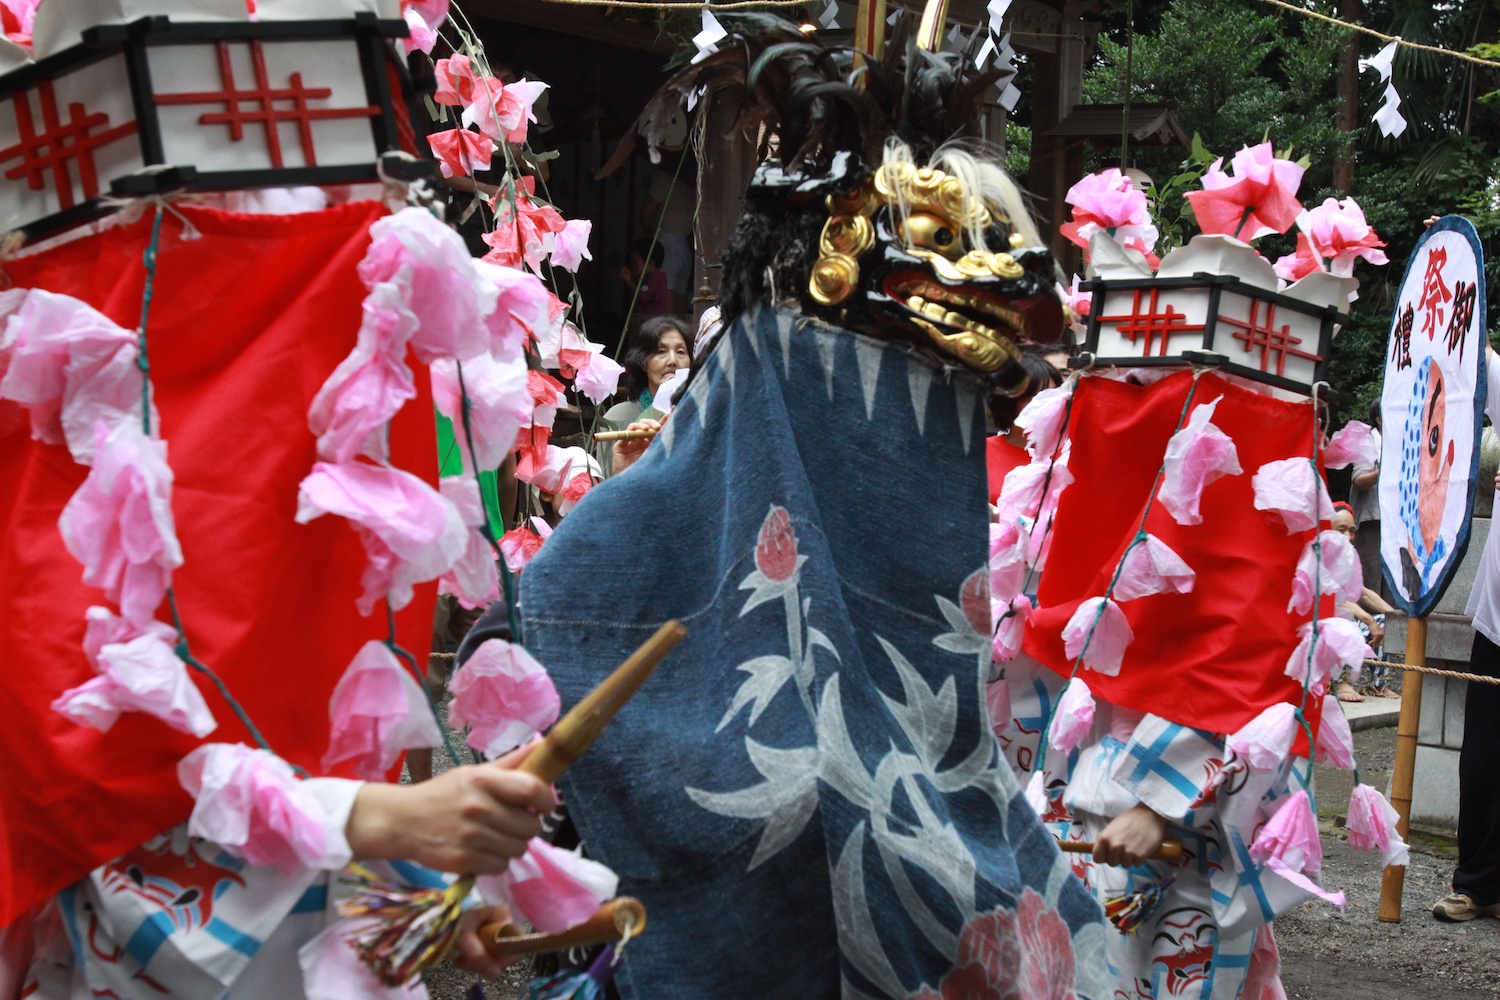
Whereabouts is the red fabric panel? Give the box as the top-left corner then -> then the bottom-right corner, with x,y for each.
1024,371 -> 1327,742
986,435 -> 1029,505
0,202 -> 439,925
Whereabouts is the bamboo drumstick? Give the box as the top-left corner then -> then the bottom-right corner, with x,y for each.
514,619 -> 686,783
476,621 -> 684,954
1057,838 -> 1185,863
594,428 -> 659,442
485,898 -> 648,957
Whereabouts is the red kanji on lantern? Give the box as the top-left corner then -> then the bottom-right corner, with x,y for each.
1417,246 -> 1453,341
1096,288 -> 1207,357
154,41 -> 379,168
1444,280 -> 1477,357
0,81 -> 138,210
1390,303 -> 1413,371
1221,299 -> 1321,377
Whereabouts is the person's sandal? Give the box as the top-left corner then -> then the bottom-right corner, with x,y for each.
1334,680 -> 1365,703
1361,684 -> 1400,699
1432,892 -> 1500,922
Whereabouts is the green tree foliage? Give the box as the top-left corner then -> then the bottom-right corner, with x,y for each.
1080,0 -> 1500,419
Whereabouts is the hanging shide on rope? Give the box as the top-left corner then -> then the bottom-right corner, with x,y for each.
341,621 -> 687,985
1056,838 -> 1185,863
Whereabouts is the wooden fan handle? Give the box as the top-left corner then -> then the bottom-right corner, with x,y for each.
479,897 -> 648,957
1057,838 -> 1184,863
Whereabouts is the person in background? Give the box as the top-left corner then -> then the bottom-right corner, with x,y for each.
985,353 -> 1063,506
1330,502 -> 1399,701
621,239 -> 671,323
1349,399 -> 1383,595
597,316 -> 693,477
1435,342 -> 1500,922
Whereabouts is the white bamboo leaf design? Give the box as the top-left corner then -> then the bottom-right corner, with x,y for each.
716,654 -> 798,731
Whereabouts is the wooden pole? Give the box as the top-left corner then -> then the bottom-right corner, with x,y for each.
1379,614 -> 1426,922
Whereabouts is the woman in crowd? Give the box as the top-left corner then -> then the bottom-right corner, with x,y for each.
604,315 -> 694,429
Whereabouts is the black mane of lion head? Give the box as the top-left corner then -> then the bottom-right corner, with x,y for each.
641,18 -> 1063,395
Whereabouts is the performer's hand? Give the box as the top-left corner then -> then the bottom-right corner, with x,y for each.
345,746 -> 555,874
1093,803 -> 1168,867
611,418 -> 663,475
449,903 -> 520,979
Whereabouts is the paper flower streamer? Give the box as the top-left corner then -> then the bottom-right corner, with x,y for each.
1322,420 -> 1377,470
1284,617 -> 1373,696
53,630 -> 216,737
427,127 -> 494,179
430,352 -> 530,475
499,518 -> 552,573
1250,790 -> 1346,908
1047,679 -> 1096,756
1315,693 -> 1355,770
436,477 -> 501,610
323,641 -> 441,780
1184,142 -> 1305,241
0,288 -> 153,464
1252,458 -> 1333,535
478,839 -> 619,934
1347,784 -> 1410,867
1059,168 -> 1159,258
1158,396 -> 1241,526
1014,384 -> 1072,460
307,281 -> 419,465
295,462 -> 470,616
1289,530 -> 1362,615
1112,534 -> 1196,601
992,594 -> 1032,663
58,421 -> 184,624
1062,597 -> 1133,677
179,743 -> 331,872
449,638 -> 561,758
1227,701 -> 1297,771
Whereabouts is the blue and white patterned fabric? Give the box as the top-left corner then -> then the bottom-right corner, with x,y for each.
522,305 -> 1107,1000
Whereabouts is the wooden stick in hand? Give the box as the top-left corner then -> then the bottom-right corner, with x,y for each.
1057,838 -> 1184,863
594,427 -> 659,442
484,898 -> 648,957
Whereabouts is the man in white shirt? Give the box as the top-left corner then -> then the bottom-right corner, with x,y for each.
1436,342 -> 1500,921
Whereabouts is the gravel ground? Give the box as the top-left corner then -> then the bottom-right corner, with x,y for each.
422,710 -> 1498,1000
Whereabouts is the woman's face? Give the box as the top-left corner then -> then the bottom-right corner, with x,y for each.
646,329 -> 690,394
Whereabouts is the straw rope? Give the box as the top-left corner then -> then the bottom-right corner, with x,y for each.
1367,658 -> 1500,685
1252,0 -> 1500,69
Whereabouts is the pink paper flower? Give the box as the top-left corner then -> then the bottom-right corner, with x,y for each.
1056,274 -> 1092,329
475,260 -> 554,365
1047,678 -> 1095,755
574,350 -> 625,404
1323,420 -> 1378,470
0,0 -> 38,37
997,457 -> 1074,524
992,593 -> 1033,663
307,282 -> 419,465
178,744 -> 330,872
459,75 -> 548,145
1185,142 -> 1305,241
551,219 -> 593,273
516,444 -> 596,496
1158,396 -> 1242,526
1113,534 -> 1196,602
432,54 -> 481,107
478,838 -> 617,934
429,351 -> 530,474
360,208 -> 495,364
449,638 -> 560,758
1284,617 -> 1373,696
295,462 -> 469,615
499,518 -> 551,573
1250,789 -> 1345,908
1252,457 -> 1333,534
1315,692 -> 1355,769
1228,702 -> 1297,771
401,6 -> 438,55
1014,384 -> 1073,461
322,641 -> 441,780
436,477 -> 501,610
989,518 -> 1030,603
1297,197 -> 1389,277
483,179 -> 567,273
1062,596 -> 1133,677
0,288 -> 152,464
58,421 -> 183,623
1060,168 -> 1159,257
1347,783 -> 1410,867
1272,232 -> 1323,283
427,127 -> 493,179
1288,530 -> 1362,615
53,629 -> 216,737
